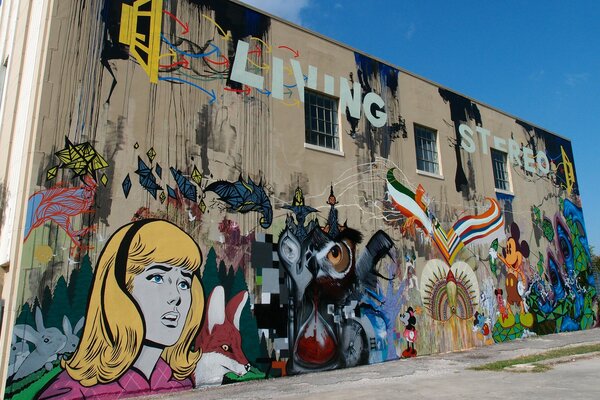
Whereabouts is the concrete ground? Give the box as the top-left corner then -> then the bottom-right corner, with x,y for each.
148,328 -> 600,400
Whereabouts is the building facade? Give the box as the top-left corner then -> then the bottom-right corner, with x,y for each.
0,1 -> 596,399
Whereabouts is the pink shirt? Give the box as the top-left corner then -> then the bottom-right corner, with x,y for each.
37,359 -> 192,400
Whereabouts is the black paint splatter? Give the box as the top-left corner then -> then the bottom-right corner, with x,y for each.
351,53 -> 401,160
195,0 -> 271,90
438,89 -> 482,195
516,120 -> 579,195
196,105 -> 213,176
100,1 -> 131,103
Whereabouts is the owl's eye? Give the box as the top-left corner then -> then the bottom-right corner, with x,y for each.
327,242 -> 351,273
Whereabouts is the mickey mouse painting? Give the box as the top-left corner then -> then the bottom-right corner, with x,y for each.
399,307 -> 417,358
498,223 -> 529,315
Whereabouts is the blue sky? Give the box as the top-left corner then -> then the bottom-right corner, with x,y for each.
240,0 -> 600,252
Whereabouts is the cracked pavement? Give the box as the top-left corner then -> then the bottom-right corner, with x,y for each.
144,328 -> 600,400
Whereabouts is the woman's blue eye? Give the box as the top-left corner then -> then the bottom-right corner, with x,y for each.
147,274 -> 164,284
178,281 -> 190,290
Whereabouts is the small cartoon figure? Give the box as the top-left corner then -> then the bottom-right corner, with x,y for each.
399,307 -> 417,358
498,223 -> 529,314
494,288 -> 516,328
473,311 -> 493,345
495,289 -> 509,320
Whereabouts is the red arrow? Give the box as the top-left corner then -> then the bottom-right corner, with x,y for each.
278,45 -> 300,58
248,44 -> 262,57
159,57 -> 189,69
163,10 -> 190,35
224,86 -> 251,96
204,55 -> 230,69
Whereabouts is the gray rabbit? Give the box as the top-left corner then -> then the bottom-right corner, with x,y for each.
7,334 -> 31,377
12,307 -> 67,380
58,315 -> 84,357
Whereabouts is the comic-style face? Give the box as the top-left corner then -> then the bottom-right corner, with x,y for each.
131,264 -> 193,347
504,238 -> 522,267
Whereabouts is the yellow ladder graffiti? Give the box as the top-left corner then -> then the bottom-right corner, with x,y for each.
119,0 -> 163,83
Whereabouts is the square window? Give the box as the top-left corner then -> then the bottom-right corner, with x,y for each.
414,124 -> 440,175
304,89 -> 339,150
491,149 -> 511,191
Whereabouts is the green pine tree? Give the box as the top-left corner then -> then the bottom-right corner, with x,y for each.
226,266 -> 236,300
230,267 -> 247,300
15,302 -> 35,326
68,254 -> 94,324
201,247 -> 221,300
218,261 -> 234,297
67,266 -> 80,303
41,285 -> 53,325
231,267 -> 261,365
259,333 -> 269,359
46,276 -> 70,329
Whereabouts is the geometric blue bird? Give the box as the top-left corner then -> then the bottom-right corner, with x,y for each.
205,175 -> 272,229
135,156 -> 162,199
170,167 -> 198,203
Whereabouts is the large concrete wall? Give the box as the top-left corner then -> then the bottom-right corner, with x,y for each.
1,1 -> 596,399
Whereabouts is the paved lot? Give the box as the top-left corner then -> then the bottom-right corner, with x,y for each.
147,328 -> 600,400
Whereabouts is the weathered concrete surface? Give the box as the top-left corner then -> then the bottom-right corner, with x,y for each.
146,328 -> 600,400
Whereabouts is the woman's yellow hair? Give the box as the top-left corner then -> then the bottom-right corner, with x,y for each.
63,219 -> 204,386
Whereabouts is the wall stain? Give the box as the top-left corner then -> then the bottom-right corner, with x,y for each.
438,88 -> 482,196
516,120 -> 579,195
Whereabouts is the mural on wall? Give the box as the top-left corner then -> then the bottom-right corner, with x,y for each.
386,168 -> 505,266
123,144 -> 209,221
522,200 -> 596,335
4,1 -> 598,400
8,219 -> 206,399
103,0 -> 308,106
24,138 -> 109,250
278,186 -> 395,372
385,168 -> 501,323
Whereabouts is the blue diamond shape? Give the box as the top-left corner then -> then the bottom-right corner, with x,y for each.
156,163 -> 163,179
122,174 -> 132,198
167,185 -> 177,199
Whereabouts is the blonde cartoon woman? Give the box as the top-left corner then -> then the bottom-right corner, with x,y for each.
38,219 -> 204,399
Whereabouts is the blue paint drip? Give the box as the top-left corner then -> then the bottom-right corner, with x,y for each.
158,77 -> 217,104
256,88 -> 271,96
160,35 -> 220,58
284,75 -> 308,89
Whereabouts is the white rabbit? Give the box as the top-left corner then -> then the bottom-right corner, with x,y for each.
58,315 -> 84,357
12,307 -> 67,380
7,334 -> 30,377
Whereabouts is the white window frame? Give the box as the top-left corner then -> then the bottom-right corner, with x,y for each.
304,89 -> 342,154
414,124 -> 442,177
491,148 -> 513,193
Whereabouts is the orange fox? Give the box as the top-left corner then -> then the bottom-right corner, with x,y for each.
194,286 -> 251,386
